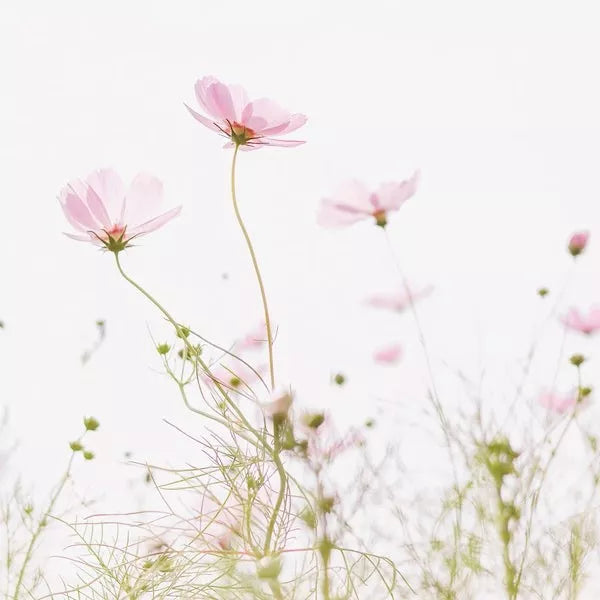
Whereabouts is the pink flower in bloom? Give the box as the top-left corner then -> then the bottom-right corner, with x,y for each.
317,172 -> 419,228
568,231 -> 590,257
186,76 -> 307,149
538,389 -> 589,415
373,344 -> 402,365
366,285 -> 434,313
561,307 -> 600,335
59,169 -> 181,252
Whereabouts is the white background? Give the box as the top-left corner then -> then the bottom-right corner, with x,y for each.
1,0 -> 600,569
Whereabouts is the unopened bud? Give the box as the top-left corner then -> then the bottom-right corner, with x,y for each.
568,231 -> 589,257
570,354 -> 585,367
83,417 -> 99,431
156,343 -> 170,355
83,450 -> 95,460
69,441 -> 83,452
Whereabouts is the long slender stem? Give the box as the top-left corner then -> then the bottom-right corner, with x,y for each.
113,253 -> 267,453
230,144 -> 275,390
13,452 -> 77,600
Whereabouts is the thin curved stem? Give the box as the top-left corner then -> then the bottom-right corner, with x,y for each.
230,144 -> 275,390
113,253 -> 268,453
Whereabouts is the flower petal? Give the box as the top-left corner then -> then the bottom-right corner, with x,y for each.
185,104 -> 223,132
124,173 -> 164,225
126,205 -> 182,237
376,171 -> 420,211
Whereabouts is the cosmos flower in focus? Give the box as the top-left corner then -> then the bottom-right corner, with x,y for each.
562,307 -> 600,335
373,344 -> 402,365
366,285 -> 434,313
186,76 -> 307,149
317,172 -> 419,228
59,169 -> 181,252
568,231 -> 590,257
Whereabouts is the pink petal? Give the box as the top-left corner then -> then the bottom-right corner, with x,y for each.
241,98 -> 290,133
259,137 -> 305,147
276,113 -> 307,135
375,171 -> 420,212
205,82 -> 236,122
86,169 -> 126,223
124,173 -> 164,225
61,190 -> 100,230
373,344 -> 402,365
317,199 -> 371,227
185,104 -> 223,132
126,205 -> 182,237
194,76 -> 222,117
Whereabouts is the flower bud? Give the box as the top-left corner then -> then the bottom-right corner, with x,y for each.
333,373 -> 346,386
568,231 -> 589,257
83,450 -> 95,460
570,354 -> 585,367
69,441 -> 83,452
156,343 -> 170,355
301,412 -> 325,430
537,287 -> 549,298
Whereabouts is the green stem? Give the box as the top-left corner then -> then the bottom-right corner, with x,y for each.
230,144 -> 275,390
113,253 -> 267,453
13,450 -> 78,600
263,420 -> 287,555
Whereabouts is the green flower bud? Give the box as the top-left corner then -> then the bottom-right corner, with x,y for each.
69,441 -> 83,452
570,354 -> 585,367
83,451 -> 95,460
83,417 -> 100,431
156,343 -> 170,355
333,373 -> 346,386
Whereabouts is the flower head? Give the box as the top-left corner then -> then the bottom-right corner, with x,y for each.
261,386 -> 293,422
186,76 -> 307,149
373,344 -> 402,365
317,173 -> 419,228
366,285 -> 433,313
538,388 -> 590,415
561,307 -> 600,335
568,231 -> 589,257
59,169 -> 181,252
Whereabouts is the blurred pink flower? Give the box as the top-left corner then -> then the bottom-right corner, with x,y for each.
538,389 -> 588,415
366,285 -> 433,312
186,76 -> 307,149
373,344 -> 402,365
261,386 -> 293,420
562,307 -> 600,335
317,173 -> 419,228
568,231 -> 590,257
206,360 -> 265,391
234,322 -> 268,353
59,169 -> 181,252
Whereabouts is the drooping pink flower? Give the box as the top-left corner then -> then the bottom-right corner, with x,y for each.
538,389 -> 590,415
373,344 -> 402,365
568,231 -> 590,257
317,173 -> 419,228
561,307 -> 600,335
366,285 -> 433,313
186,76 -> 307,149
59,169 -> 181,252
261,386 -> 293,421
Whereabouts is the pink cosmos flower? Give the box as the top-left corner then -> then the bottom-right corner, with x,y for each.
568,231 -> 590,257
186,76 -> 307,149
233,322 -> 268,353
366,285 -> 434,313
317,172 -> 419,228
561,307 -> 600,335
261,386 -> 293,421
373,344 -> 402,365
538,389 -> 589,415
59,169 -> 181,252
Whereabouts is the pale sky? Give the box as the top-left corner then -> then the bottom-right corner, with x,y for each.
1,0 -> 600,587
